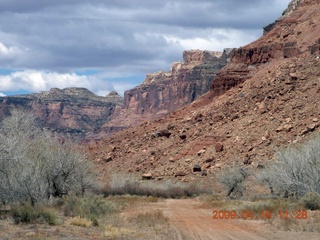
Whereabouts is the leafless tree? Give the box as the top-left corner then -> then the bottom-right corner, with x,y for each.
0,110 -> 94,205
218,165 -> 249,198
258,134 -> 320,198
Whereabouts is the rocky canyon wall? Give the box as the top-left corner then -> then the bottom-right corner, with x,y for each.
210,0 -> 320,98
101,49 -> 234,130
0,88 -> 123,138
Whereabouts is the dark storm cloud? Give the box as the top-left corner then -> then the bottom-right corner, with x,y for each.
0,0 -> 290,95
0,0 -> 290,71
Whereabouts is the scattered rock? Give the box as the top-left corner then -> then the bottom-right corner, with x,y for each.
289,72 -> 298,80
197,149 -> 206,156
150,150 -> 156,155
275,124 -> 293,132
214,143 -> 224,152
257,163 -> 264,169
179,133 -> 187,140
243,156 -> 252,165
202,163 -> 212,169
103,156 -> 113,163
142,173 -> 153,180
204,158 -> 214,163
194,113 -> 203,122
175,171 -> 187,177
201,170 -> 208,176
151,130 -> 172,138
299,123 -> 319,136
193,164 -> 202,172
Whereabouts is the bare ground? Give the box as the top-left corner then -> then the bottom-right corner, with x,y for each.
123,198 -> 320,240
1,198 -> 319,240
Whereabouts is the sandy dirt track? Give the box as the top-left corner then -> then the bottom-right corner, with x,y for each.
126,198 -> 320,240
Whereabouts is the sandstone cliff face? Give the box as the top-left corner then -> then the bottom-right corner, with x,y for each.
101,49 -> 233,130
210,0 -> 320,98
0,88 -> 123,138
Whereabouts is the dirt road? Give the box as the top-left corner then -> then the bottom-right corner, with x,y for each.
127,198 -> 320,240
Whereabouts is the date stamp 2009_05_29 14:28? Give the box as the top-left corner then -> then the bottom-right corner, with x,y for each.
212,210 -> 308,220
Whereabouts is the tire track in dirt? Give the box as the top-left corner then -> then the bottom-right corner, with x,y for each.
125,198 -> 320,240
160,199 -> 267,240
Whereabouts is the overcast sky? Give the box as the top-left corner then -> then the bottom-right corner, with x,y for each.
0,0 -> 291,96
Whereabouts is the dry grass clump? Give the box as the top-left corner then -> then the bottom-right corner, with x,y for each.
129,210 -> 169,228
11,204 -> 58,225
68,216 -> 93,227
63,194 -> 124,226
103,225 -> 137,239
101,174 -> 210,198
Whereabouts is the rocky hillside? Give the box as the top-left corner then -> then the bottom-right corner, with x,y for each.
0,88 -> 123,138
98,49 -> 233,133
90,0 -> 320,186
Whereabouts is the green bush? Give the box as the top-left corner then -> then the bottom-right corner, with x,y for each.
301,192 -> 320,210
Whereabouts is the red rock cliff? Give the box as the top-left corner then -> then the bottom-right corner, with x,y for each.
210,0 -> 320,98
101,49 -> 233,129
0,88 -> 123,138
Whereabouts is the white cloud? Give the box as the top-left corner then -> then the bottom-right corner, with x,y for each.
0,42 -> 20,58
0,92 -> 6,96
0,70 -> 114,96
164,28 -> 259,51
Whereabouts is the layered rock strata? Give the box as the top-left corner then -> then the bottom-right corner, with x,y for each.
101,49 -> 234,130
0,88 -> 123,138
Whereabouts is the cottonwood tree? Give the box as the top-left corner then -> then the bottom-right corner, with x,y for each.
0,110 -> 94,205
258,134 -> 320,198
218,165 -> 249,198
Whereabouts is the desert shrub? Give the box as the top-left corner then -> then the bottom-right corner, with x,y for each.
258,134 -> 320,198
102,174 -> 210,198
217,166 -> 249,198
301,192 -> 320,210
68,217 -> 93,227
0,110 -> 94,205
129,210 -> 168,227
63,194 -> 123,225
11,204 -> 58,225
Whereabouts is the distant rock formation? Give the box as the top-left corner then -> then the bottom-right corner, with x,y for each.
99,49 -> 234,131
0,88 -> 123,138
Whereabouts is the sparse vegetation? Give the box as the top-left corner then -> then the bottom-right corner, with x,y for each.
63,194 -> 124,226
101,174 -> 210,198
129,210 -> 168,228
68,217 -> 93,227
301,192 -> 320,210
11,204 -> 58,225
258,134 -> 320,198
217,165 -> 249,198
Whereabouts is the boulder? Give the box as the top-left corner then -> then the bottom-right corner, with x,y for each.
215,143 -> 224,152
175,171 -> 187,177
142,173 -> 153,180
193,164 -> 202,172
